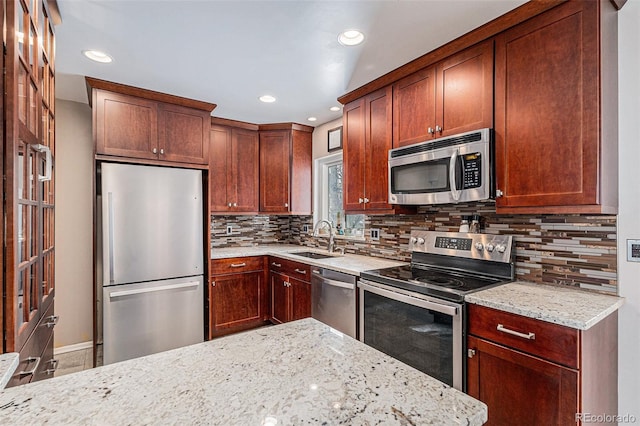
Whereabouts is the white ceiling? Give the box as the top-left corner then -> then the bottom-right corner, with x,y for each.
55,0 -> 527,126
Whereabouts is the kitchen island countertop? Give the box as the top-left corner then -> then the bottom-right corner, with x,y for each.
0,318 -> 487,425
0,353 -> 19,390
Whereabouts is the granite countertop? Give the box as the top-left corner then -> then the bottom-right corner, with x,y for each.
0,353 -> 19,390
211,244 -> 408,276
465,281 -> 624,330
0,319 -> 487,425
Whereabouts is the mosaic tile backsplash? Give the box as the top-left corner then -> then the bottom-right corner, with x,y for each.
211,202 -> 617,293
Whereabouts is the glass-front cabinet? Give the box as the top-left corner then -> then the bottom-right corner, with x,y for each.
3,0 -> 57,385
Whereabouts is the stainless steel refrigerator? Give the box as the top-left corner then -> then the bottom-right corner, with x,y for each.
98,163 -> 204,365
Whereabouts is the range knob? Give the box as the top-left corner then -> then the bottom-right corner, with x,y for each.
417,237 -> 425,245
474,242 -> 484,251
410,237 -> 418,245
496,244 -> 507,253
486,243 -> 495,252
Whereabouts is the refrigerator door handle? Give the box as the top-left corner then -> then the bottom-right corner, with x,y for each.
107,192 -> 115,284
109,281 -> 200,299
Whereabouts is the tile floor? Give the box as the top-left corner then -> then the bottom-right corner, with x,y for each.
54,348 -> 93,377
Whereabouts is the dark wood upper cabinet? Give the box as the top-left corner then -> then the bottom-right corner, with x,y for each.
343,87 -> 414,214
258,124 -> 312,214
393,40 -> 493,147
210,119 -> 259,213
494,0 -> 618,214
87,77 -> 216,166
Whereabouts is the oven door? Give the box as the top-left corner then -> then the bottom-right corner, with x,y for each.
358,279 -> 463,390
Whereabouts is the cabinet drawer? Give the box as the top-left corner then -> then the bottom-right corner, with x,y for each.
211,256 -> 264,275
468,304 -> 579,369
269,257 -> 311,282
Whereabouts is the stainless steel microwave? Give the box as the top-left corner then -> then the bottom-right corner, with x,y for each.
388,128 -> 494,205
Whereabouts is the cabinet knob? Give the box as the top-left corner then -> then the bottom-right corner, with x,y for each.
228,203 -> 232,207
428,127 -> 434,135
152,148 -> 157,154
496,189 -> 504,198
363,197 -> 369,203
435,125 -> 443,133
358,197 -> 364,204
211,281 -> 216,287
468,349 -> 476,359
233,202 -> 238,207
160,149 -> 165,155
284,203 -> 289,208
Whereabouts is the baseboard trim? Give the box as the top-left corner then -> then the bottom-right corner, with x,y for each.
54,341 -> 93,355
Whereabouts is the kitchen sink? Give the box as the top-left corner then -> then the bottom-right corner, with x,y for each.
291,251 -> 335,260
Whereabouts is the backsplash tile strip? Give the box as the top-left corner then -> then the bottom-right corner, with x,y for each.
212,202 -> 617,293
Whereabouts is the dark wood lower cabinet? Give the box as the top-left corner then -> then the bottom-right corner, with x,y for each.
270,272 -> 290,324
209,257 -> 269,338
290,277 -> 311,321
269,257 -> 311,324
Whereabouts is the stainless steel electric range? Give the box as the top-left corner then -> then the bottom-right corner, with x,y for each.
358,230 -> 514,391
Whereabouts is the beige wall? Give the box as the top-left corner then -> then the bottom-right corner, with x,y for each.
312,118 -> 342,160
54,99 -> 94,349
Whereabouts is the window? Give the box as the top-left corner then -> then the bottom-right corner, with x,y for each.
314,153 -> 365,237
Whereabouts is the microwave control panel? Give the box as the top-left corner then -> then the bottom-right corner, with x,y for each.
462,153 -> 482,189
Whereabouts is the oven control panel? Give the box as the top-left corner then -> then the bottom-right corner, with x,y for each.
409,230 -> 513,263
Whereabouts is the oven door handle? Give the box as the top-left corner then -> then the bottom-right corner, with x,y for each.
359,280 -> 458,316
449,149 -> 462,201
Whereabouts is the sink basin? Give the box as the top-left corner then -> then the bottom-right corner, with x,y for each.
291,251 -> 335,260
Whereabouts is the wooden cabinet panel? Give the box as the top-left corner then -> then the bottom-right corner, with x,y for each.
270,272 -> 290,324
392,40 -> 493,147
209,256 -> 268,338
290,277 -> 311,321
158,103 -> 209,165
259,130 -> 290,212
343,98 -> 367,212
467,335 -> 578,426
95,91 -> 158,160
290,129 -> 312,214
494,0 -> 616,213
468,304 -> 579,369
269,257 -> 311,324
209,125 -> 259,213
392,67 -> 436,147
436,40 -> 493,137
365,88 -> 394,211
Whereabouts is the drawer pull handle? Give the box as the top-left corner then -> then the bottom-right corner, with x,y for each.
294,268 -> 307,274
271,262 -> 282,267
17,356 -> 41,377
497,324 -> 535,340
230,263 -> 246,268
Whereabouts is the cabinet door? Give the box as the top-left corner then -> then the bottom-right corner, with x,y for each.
210,271 -> 263,332
209,125 -> 231,212
270,272 -> 290,323
343,98 -> 367,211
231,128 -> 259,212
436,40 -> 493,138
95,90 -> 158,160
158,103 -> 209,165
364,87 -> 393,211
467,336 -> 578,426
259,130 -> 290,212
290,277 -> 311,321
494,0 -> 599,210
392,67 -> 436,147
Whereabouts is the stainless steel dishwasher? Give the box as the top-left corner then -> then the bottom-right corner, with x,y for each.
311,268 -> 357,338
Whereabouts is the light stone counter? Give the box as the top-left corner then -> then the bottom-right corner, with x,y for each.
211,244 -> 408,276
0,319 -> 487,425
465,281 -> 624,330
0,353 -> 19,390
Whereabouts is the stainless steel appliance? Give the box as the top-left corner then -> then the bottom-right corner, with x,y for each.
98,163 -> 204,365
359,230 -> 514,390
311,268 -> 357,338
388,128 -> 494,205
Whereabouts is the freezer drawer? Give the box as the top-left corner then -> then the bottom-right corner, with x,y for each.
103,276 -> 204,365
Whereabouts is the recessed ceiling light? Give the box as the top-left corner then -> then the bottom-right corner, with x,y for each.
330,106 -> 341,112
259,95 -> 276,103
82,50 -> 113,63
338,30 -> 364,46
307,117 -> 317,122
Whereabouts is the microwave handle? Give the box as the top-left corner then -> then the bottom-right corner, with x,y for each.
449,150 -> 462,201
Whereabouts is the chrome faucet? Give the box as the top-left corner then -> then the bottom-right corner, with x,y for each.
313,220 -> 335,253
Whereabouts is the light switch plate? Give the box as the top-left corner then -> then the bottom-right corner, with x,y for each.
370,228 -> 380,241
226,225 -> 233,235
303,225 -> 309,233
627,239 -> 640,262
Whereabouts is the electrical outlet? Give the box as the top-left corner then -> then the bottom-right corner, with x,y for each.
370,228 -> 380,241
627,239 -> 640,262
226,225 -> 233,235
303,225 -> 309,233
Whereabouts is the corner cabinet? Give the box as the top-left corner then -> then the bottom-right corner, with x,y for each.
3,0 -> 59,385
343,87 -> 414,214
86,77 -> 216,166
210,118 -> 259,213
258,124 -> 313,214
392,40 -> 494,147
467,304 -> 618,425
494,0 -> 618,214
